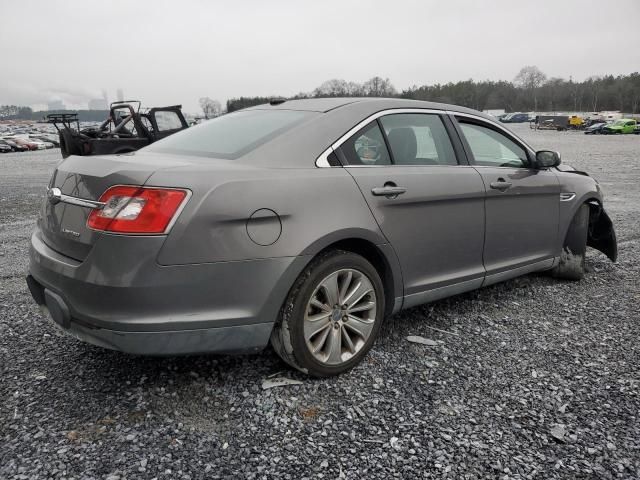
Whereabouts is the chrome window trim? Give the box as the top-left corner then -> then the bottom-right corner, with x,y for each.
472,165 -> 537,171
315,108 -> 445,168
344,163 -> 476,169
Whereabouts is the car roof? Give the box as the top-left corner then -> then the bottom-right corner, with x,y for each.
248,96 -> 489,118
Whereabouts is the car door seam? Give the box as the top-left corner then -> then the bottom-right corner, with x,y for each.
342,166 -> 407,305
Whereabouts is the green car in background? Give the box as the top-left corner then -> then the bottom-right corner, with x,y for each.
602,118 -> 638,134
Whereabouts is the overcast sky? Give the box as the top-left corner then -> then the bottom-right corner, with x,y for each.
1,0 -> 638,113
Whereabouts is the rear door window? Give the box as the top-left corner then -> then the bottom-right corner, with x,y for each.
379,114 -> 458,165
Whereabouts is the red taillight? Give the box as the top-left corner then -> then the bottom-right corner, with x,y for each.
87,186 -> 188,234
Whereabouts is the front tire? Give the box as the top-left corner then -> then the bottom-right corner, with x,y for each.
551,204 -> 590,281
270,250 -> 385,377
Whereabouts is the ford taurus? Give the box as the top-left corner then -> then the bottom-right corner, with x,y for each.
27,98 -> 617,376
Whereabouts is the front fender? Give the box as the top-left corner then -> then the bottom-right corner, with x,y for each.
587,202 -> 617,262
559,194 -> 617,263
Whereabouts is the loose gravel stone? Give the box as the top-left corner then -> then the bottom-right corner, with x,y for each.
1,128 -> 639,479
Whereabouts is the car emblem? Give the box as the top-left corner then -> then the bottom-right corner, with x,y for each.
47,187 -> 62,205
61,228 -> 81,238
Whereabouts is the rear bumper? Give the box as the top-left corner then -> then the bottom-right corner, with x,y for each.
27,277 -> 273,355
28,229 -> 310,355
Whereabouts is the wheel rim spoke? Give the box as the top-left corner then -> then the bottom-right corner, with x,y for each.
310,323 -> 332,354
320,273 -> 340,307
306,311 -> 332,323
344,314 -> 375,339
341,325 -> 356,354
310,298 -> 331,312
347,300 -> 375,314
326,327 -> 343,364
342,279 -> 362,305
348,287 -> 373,311
338,270 -> 353,304
343,280 -> 372,309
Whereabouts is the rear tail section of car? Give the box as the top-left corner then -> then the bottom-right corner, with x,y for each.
38,153 -> 190,261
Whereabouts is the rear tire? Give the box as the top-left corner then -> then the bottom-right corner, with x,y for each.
551,204 -> 590,281
270,250 -> 385,377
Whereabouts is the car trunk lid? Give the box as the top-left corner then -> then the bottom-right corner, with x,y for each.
39,152 -> 191,261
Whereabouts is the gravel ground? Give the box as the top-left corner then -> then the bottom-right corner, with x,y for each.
1,128 -> 639,479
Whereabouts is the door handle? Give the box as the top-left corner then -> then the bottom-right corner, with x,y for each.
371,185 -> 407,198
489,179 -> 512,191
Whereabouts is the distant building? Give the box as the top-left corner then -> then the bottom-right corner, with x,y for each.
116,88 -> 124,102
88,98 -> 108,110
47,100 -> 65,111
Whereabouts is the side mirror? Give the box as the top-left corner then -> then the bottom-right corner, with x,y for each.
535,150 -> 561,168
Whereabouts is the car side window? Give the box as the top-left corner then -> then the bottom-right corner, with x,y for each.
339,122 -> 391,166
379,114 -> 458,166
458,121 -> 529,168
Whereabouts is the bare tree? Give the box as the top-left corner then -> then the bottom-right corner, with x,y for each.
199,97 -> 222,119
514,66 -> 547,111
313,79 -> 365,97
585,76 -> 601,112
313,79 -> 349,97
362,76 -> 397,97
569,78 -> 583,112
630,73 -> 640,113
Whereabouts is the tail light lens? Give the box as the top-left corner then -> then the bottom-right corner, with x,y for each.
87,186 -> 188,234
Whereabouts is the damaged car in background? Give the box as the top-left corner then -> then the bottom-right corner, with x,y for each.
27,97 -> 617,377
48,100 -> 189,158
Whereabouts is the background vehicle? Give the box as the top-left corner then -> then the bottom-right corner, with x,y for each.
30,134 -> 60,147
0,138 -> 29,152
602,118 -> 637,134
0,142 -> 11,153
584,122 -> 608,134
500,112 -> 530,123
533,115 -> 569,131
12,137 -> 42,150
27,98 -> 617,377
568,115 -> 584,129
28,136 -> 54,149
49,101 -> 189,158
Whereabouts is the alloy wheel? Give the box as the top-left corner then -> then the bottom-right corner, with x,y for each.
303,268 -> 377,365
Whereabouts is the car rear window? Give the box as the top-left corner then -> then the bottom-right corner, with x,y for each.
146,109 -> 314,159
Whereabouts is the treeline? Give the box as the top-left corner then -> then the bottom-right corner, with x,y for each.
0,106 -> 109,122
226,76 -> 397,112
0,105 -> 35,119
226,68 -> 640,114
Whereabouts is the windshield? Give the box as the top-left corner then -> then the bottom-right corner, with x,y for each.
146,109 -> 315,159
612,120 -> 626,126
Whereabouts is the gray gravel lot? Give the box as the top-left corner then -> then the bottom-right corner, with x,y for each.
1,126 -> 639,479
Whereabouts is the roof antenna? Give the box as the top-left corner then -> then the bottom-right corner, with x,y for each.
269,98 -> 286,106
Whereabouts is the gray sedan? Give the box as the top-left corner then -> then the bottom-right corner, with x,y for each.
27,98 -> 617,376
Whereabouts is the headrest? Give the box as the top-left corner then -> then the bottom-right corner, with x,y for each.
387,128 -> 417,164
